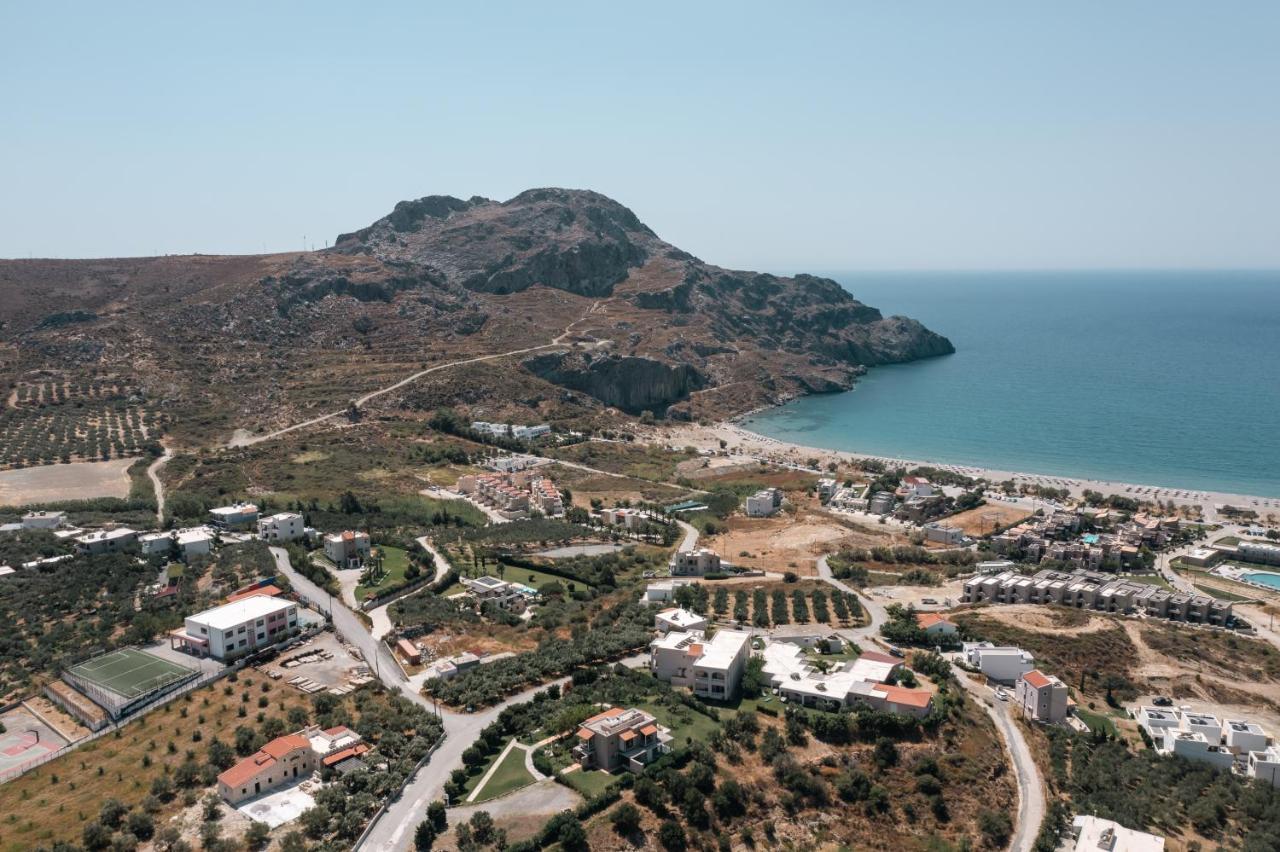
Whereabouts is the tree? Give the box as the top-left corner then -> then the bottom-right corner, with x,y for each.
469,811 -> 496,845
99,798 -> 128,829
873,737 -> 898,769
658,819 -> 687,852
557,819 -> 589,852
611,803 -> 642,835
82,821 -> 112,851
427,800 -> 447,831
245,821 -> 271,850
206,737 -> 235,770
413,820 -> 437,851
978,809 -> 1012,847
1101,673 -> 1129,707
126,810 -> 155,841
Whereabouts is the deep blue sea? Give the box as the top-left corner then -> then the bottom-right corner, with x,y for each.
742,271 -> 1280,498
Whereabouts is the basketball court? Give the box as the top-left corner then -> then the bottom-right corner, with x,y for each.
0,706 -> 67,779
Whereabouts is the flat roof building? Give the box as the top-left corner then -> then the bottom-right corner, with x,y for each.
172,596 -> 299,661
1070,816 -> 1164,852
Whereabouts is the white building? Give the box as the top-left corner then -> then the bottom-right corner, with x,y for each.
1222,719 -> 1270,754
915,613 -> 958,637
74,527 -> 139,556
462,575 -> 531,611
324,531 -> 371,569
650,629 -> 751,700
140,532 -> 176,557
259,512 -> 306,543
176,527 -> 215,559
744,488 -> 782,518
1014,669 -> 1069,723
963,642 -> 1035,683
1248,745 -> 1280,787
1069,816 -> 1164,852
172,596 -> 300,661
758,642 -> 930,717
923,523 -> 964,545
897,476 -> 934,499
670,547 -> 721,576
21,511 -> 66,530
1136,706 -> 1182,740
643,578 -> 692,605
654,607 -> 708,634
208,502 -> 260,531
816,478 -> 837,501
1159,729 -> 1233,770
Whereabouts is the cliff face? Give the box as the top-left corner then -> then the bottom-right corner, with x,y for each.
523,352 -> 705,415
0,187 -> 954,439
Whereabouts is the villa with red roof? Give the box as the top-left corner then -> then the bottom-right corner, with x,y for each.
915,612 -> 959,636
217,725 -> 367,804
572,706 -> 673,774
1015,669 -> 1069,723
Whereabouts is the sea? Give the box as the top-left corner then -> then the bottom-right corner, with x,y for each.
741,270 -> 1280,499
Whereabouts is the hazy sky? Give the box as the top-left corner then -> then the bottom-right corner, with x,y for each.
4,2 -> 1278,270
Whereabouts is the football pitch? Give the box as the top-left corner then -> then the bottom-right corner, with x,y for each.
66,649 -> 195,699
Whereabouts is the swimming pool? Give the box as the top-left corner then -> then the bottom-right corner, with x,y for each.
1082,534 -> 1100,544
1244,572 -> 1280,590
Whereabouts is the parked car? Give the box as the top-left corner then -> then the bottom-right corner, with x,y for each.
1152,696 -> 1174,707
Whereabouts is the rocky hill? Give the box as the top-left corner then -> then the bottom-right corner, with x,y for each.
0,189 -> 952,446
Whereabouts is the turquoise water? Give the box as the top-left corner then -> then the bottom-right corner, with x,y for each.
743,271 -> 1280,498
1245,573 -> 1280,590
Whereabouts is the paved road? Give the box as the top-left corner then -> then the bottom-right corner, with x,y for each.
675,519 -> 700,553
815,555 -> 1043,852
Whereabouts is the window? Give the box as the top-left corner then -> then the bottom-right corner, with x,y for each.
238,626 -> 246,634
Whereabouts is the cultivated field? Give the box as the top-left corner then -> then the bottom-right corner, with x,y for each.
0,457 -> 135,506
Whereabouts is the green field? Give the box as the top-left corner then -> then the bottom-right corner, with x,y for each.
1075,707 -> 1119,737
468,743 -> 536,803
356,545 -> 412,600
499,564 -> 594,592
66,649 -> 196,700
559,767 -> 620,798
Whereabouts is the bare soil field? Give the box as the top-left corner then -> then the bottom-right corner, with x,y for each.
708,515 -> 850,573
0,457 -> 134,506
946,503 -> 1032,537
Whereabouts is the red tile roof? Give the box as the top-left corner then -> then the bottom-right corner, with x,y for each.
261,734 -> 311,759
877,685 -> 933,709
218,753 -> 275,789
582,706 -> 625,726
859,651 -> 902,665
322,743 -> 370,767
227,584 -> 283,603
639,724 -> 658,736
1021,670 -> 1053,689
915,613 -> 956,630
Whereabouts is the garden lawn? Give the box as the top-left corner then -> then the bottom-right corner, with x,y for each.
638,700 -> 720,746
560,767 -> 620,798
1075,707 -> 1119,737
501,564 -> 595,592
469,743 -> 536,803
356,545 -> 412,600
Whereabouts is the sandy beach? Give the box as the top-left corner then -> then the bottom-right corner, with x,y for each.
655,421 -> 1280,525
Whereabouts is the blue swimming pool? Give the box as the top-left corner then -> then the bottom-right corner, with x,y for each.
1244,572 -> 1280,590
1082,534 -> 1100,544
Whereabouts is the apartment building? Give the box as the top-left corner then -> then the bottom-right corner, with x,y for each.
654,607 -> 708,634
1014,669 -> 1069,723
923,523 -> 964,545
650,629 -> 751,700
896,476 -> 934,499
21,510 -> 66,529
1248,745 -> 1280,787
208,502 -> 260,531
1238,541 -> 1280,566
744,487 -> 783,517
258,512 -> 306,543
324,530 -> 371,569
868,491 -> 896,515
600,507 -> 645,530
670,547 -> 721,576
572,707 -> 673,774
961,569 -> 1233,626
172,596 -> 299,661
962,642 -> 1035,683
74,527 -> 139,556
175,527 -> 215,560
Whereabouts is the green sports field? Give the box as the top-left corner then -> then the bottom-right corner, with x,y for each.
66,649 -> 195,699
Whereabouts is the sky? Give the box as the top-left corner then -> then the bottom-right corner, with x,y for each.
3,2 -> 1278,270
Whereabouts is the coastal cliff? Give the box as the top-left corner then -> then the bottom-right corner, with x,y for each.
0,188 -> 953,439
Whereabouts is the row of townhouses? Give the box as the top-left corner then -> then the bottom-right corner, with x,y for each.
962,569 -> 1233,625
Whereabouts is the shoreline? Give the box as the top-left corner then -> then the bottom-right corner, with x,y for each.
657,420 -> 1280,525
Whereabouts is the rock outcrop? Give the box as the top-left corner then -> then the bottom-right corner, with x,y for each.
523,352 -> 705,415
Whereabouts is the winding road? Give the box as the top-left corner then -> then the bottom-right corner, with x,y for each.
816,556 -> 1045,852
146,447 -> 172,525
